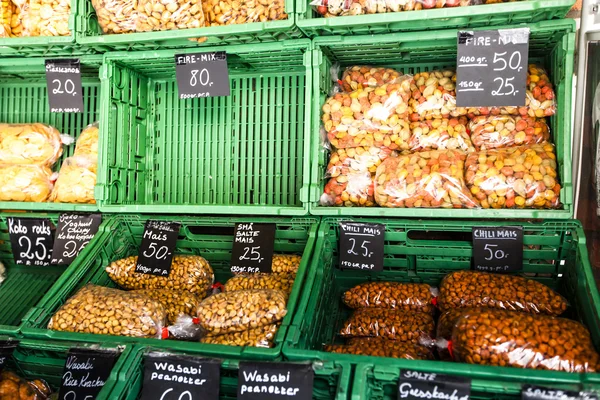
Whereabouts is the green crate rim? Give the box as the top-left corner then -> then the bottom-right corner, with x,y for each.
308,19 -> 576,219
21,215 -> 319,361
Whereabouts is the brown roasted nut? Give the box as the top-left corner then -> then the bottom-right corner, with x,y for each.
92,0 -> 205,34
48,284 -> 166,338
0,123 -> 63,166
22,0 -> 71,37
325,337 -> 435,359
339,308 -> 434,342
0,164 -> 54,202
0,371 -> 53,400
438,270 -> 568,315
465,65 -> 556,119
203,0 -> 287,26
465,143 -> 560,209
135,289 -> 202,324
196,289 -> 287,334
106,255 -> 214,294
409,69 -> 466,121
343,281 -> 436,313
469,115 -> 550,151
224,273 -> 295,295
452,309 -> 600,372
320,172 -> 375,207
409,117 -> 473,152
49,155 -> 96,204
374,149 -> 479,208
340,66 -> 404,92
271,254 -> 301,274
322,80 -> 412,150
200,323 -> 280,348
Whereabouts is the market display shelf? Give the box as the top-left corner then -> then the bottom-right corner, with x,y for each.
0,212 -> 106,335
21,214 -> 318,361
308,19 -> 576,219
283,218 -> 600,392
296,0 -> 574,38
105,345 -> 350,400
0,56 -> 102,211
96,40 -> 312,215
0,337 -> 131,399
76,0 -> 301,52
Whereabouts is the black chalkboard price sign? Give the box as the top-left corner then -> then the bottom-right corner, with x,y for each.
140,354 -> 220,400
7,217 -> 54,266
338,222 -> 385,271
472,226 -> 523,273
238,361 -> 314,400
45,59 -> 84,113
230,223 -> 276,273
136,220 -> 181,276
0,340 -> 19,373
175,52 -> 230,99
398,370 -> 471,400
57,348 -> 118,400
456,28 -> 529,107
522,385 -> 599,400
51,213 -> 102,265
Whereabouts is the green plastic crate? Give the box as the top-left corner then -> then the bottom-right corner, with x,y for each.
0,56 -> 102,211
297,0 -> 574,38
283,218 -> 600,391
105,345 -> 350,400
96,41 -> 312,215
309,19 -> 575,219
21,215 -> 318,360
0,212 -> 107,335
352,363 -> 600,399
0,337 -> 131,399
0,1 -> 81,58
76,0 -> 301,52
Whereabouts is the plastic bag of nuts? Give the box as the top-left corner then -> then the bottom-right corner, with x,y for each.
195,289 -> 287,334
322,79 -> 413,150
339,308 -> 435,342
106,254 -> 214,294
408,69 -> 466,121
0,371 -> 53,400
374,149 -> 479,208
451,309 -> 600,372
465,65 -> 556,119
21,0 -> 71,37
91,0 -> 205,34
312,0 -> 470,17
320,172 -> 375,207
200,323 -> 280,348
436,307 -> 474,360
408,117 -> 474,152
469,115 -> 550,151
224,273 -> 295,295
343,281 -> 437,313
325,337 -> 435,359
271,254 -> 301,274
438,270 -> 568,315
202,0 -> 286,26
0,123 -> 63,166
134,289 -> 201,325
0,164 -> 54,202
48,284 -> 167,338
49,156 -> 97,204
327,146 -> 395,177
338,66 -> 404,93
465,143 -> 560,209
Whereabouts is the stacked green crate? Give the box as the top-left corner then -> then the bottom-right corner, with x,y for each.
283,219 -> 600,392
308,19 -> 575,219
0,338 -> 131,399
0,213 -> 108,335
21,215 -> 318,360
105,345 -> 351,399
